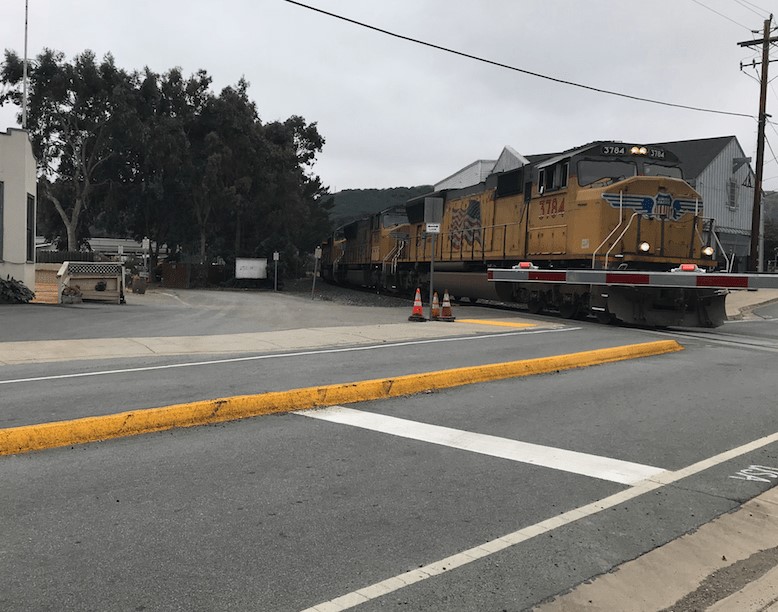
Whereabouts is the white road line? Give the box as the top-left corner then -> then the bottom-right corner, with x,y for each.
299,419 -> 778,612
297,406 -> 666,485
0,327 -> 577,385
639,328 -> 778,353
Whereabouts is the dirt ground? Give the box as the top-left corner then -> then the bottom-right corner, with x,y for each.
283,277 -> 414,308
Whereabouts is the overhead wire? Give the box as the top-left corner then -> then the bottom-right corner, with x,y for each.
284,0 -> 754,119
765,136 -> 778,168
689,0 -> 753,30
735,0 -> 772,19
733,0 -> 770,19
766,122 -> 778,167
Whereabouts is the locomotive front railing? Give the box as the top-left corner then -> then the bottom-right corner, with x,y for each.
603,212 -> 640,269
592,190 -> 624,268
698,221 -> 732,272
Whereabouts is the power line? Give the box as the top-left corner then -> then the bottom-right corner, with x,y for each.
735,0 -> 772,19
733,0 -> 770,19
284,0 -> 754,120
766,135 -> 778,167
689,0 -> 752,30
767,122 -> 778,166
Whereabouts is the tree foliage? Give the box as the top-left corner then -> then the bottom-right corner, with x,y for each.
1,48 -> 331,271
1,49 -> 133,250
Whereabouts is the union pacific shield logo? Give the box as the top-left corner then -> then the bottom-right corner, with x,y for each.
654,192 -> 672,218
601,192 -> 700,221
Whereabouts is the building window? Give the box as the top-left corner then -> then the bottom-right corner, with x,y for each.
26,193 -> 35,263
728,178 -> 739,210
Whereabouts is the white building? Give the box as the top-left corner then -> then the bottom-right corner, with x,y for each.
0,128 -> 37,289
434,159 -> 497,191
653,136 -> 755,271
433,147 -> 529,191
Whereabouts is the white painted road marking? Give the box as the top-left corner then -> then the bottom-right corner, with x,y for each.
0,327 -> 578,386
297,406 -> 666,485
298,417 -> 778,612
730,465 -> 778,482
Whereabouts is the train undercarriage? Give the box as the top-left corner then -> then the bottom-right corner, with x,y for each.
323,262 -> 730,328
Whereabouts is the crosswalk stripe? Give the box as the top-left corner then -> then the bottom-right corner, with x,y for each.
295,406 -> 666,485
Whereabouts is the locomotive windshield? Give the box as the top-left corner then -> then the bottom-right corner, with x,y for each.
577,160 -> 637,186
643,163 -> 683,179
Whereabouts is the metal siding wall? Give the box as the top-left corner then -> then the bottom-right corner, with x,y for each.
693,140 -> 753,234
436,165 -> 480,190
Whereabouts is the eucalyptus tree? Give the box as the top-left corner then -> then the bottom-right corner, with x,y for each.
1,49 -> 133,250
2,48 -> 332,272
259,115 -> 330,255
103,67 -> 203,264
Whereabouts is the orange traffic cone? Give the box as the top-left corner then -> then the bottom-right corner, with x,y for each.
437,289 -> 456,322
431,291 -> 440,320
408,288 -> 427,322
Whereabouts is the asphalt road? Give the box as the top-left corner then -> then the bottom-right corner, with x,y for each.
2,291 -> 778,611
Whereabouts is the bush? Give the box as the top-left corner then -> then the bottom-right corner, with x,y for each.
0,276 -> 35,304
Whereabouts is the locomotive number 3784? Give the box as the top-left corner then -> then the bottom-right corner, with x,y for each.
538,197 -> 565,218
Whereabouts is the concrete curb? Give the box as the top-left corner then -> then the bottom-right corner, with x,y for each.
735,296 -> 778,320
536,487 -> 778,612
726,289 -> 778,321
0,340 -> 682,456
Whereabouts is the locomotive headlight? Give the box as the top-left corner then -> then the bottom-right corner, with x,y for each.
638,241 -> 651,252
702,246 -> 715,256
630,146 -> 648,156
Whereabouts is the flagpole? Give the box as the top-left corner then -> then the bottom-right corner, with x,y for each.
22,0 -> 29,129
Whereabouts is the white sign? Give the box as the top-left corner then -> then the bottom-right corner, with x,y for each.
426,223 -> 441,234
235,257 -> 268,279
273,251 -> 280,261
314,246 -> 323,259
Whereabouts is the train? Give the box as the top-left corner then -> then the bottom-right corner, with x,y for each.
320,140 -> 732,327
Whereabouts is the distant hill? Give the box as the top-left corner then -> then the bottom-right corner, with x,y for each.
328,186 -> 433,226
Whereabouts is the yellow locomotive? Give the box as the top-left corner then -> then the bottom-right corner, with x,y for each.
322,141 -> 726,326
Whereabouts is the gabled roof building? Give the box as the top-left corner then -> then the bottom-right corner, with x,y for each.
434,159 -> 497,191
652,136 -> 755,270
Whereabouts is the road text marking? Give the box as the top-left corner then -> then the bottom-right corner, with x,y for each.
730,465 -> 778,482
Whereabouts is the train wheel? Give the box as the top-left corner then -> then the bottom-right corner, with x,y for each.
559,300 -> 579,319
596,310 -> 615,325
527,298 -> 544,314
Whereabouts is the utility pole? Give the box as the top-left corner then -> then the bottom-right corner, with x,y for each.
22,0 -> 29,129
738,15 -> 776,272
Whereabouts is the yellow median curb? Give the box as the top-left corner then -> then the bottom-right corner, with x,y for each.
0,340 -> 682,455
456,319 -> 537,329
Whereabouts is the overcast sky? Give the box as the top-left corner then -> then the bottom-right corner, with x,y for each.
1,0 -> 776,191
